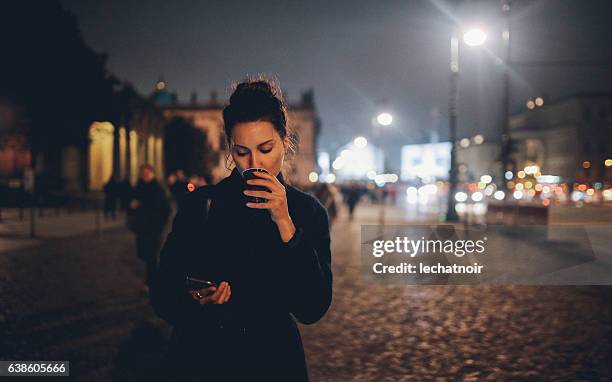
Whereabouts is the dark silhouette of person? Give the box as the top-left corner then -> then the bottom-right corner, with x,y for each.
103,175 -> 118,219
342,184 -> 362,220
151,78 -> 332,381
130,164 -> 170,288
388,184 -> 398,204
117,178 -> 133,212
168,169 -> 189,207
314,183 -> 338,226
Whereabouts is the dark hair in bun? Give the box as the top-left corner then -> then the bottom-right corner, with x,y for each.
223,76 -> 289,142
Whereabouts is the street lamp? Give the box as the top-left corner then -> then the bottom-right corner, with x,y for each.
446,28 -> 486,222
463,28 -> 487,47
376,112 -> 393,126
353,136 -> 368,148
372,112 -> 392,172
371,113 -> 393,228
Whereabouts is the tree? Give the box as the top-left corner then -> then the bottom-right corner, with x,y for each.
164,117 -> 217,180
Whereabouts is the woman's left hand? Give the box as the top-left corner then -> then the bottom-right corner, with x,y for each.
244,171 -> 296,242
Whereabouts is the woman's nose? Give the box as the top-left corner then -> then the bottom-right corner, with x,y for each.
249,152 -> 260,169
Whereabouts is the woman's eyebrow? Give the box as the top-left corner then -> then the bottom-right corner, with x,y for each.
257,139 -> 275,147
233,139 -> 274,149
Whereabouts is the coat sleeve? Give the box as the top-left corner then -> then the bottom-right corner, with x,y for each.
281,202 -> 333,325
149,194 -> 221,328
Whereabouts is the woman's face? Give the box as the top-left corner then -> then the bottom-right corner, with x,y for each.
230,121 -> 286,177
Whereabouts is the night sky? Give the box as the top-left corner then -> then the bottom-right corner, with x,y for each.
61,0 -> 612,171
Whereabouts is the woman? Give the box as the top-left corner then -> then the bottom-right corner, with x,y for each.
151,78 -> 333,381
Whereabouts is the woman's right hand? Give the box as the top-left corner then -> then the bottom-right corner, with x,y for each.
189,281 -> 231,305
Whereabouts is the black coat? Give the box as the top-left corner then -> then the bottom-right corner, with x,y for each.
150,168 -> 333,381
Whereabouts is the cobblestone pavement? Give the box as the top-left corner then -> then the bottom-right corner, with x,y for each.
0,226 -> 172,381
1,204 -> 611,381
302,211 -> 612,381
0,208 -> 124,254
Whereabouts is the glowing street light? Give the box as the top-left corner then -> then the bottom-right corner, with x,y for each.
376,112 -> 393,126
471,192 -> 484,202
354,136 -> 368,148
463,28 -> 487,47
473,134 -> 485,144
480,175 -> 492,184
446,25 -> 487,221
455,192 -> 468,202
526,100 -> 535,109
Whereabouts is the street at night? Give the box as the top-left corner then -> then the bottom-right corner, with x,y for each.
1,204 -> 611,380
3,0 -> 612,380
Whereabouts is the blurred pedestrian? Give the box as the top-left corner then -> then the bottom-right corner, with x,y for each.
342,183 -> 362,220
388,184 -> 398,204
167,172 -> 177,189
169,169 -> 189,206
117,178 -> 133,212
314,182 -> 338,226
103,175 -> 118,220
129,164 -> 171,288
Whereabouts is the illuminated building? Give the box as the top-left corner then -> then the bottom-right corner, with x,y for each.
401,142 -> 451,182
509,93 -> 612,184
86,84 -> 166,191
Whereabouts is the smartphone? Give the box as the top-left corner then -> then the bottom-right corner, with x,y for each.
185,276 -> 217,291
243,167 -> 270,203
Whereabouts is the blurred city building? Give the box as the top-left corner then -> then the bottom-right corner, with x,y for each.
1,81 -> 166,199
509,93 -> 612,185
151,79 -> 321,187
0,2 -> 166,207
87,84 -> 166,192
456,141 -> 500,184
